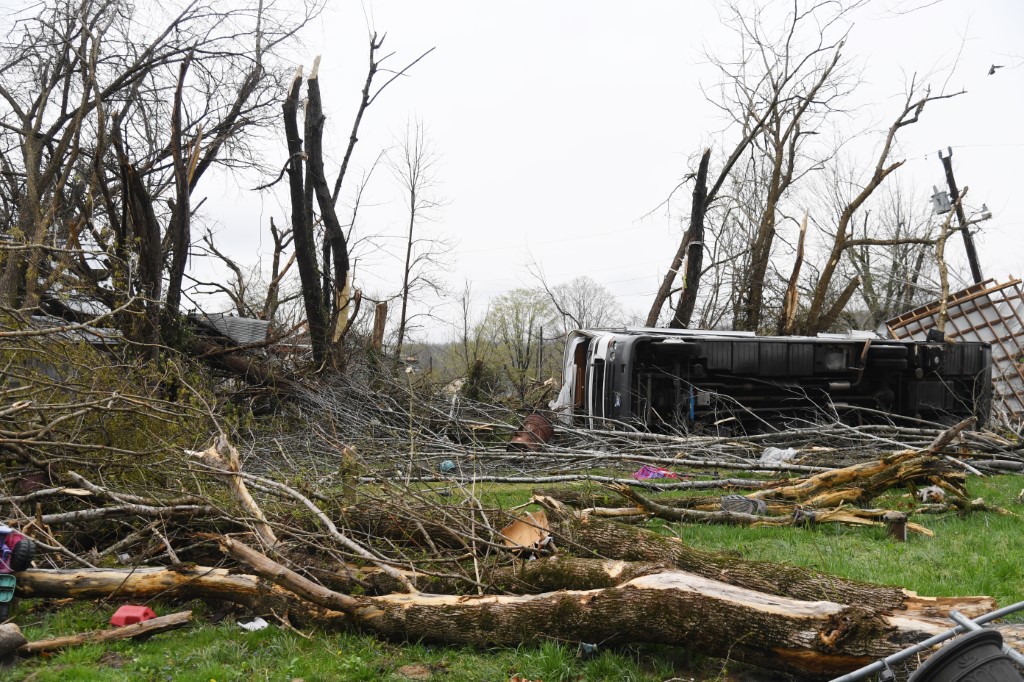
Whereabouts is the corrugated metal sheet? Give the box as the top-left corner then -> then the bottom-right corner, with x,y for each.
886,278 -> 1024,420
193,313 -> 270,345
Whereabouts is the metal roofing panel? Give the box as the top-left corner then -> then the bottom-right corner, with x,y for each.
194,313 -> 270,345
886,278 -> 1024,420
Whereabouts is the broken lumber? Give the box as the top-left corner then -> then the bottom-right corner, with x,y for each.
750,417 -> 975,507
18,611 -> 193,654
605,484 -> 935,536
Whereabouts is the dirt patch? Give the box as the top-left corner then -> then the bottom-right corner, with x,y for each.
397,663 -> 432,679
98,651 -> 128,668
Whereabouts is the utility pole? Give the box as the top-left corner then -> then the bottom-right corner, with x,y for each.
537,326 -> 544,377
938,147 -> 983,284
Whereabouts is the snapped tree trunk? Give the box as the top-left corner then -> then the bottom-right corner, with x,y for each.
669,148 -> 711,329
283,68 -> 329,364
216,536 -> 995,680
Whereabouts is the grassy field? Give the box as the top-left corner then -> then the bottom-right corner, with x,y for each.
4,473 -> 1023,682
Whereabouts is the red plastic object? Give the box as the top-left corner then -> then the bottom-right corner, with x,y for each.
110,605 -> 157,627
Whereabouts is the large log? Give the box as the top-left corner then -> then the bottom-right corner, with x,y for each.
541,500 -> 911,610
15,553 -> 1000,680
215,536 -> 984,680
14,565 -> 345,625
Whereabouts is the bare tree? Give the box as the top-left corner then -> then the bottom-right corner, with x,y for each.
831,180 -> 938,330
388,118 -> 449,356
800,79 -> 962,334
278,39 -> 433,368
529,273 -> 624,339
648,0 -> 857,330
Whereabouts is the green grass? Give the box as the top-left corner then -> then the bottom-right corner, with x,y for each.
4,601 -> 687,681
656,473 -> 1024,608
5,474 -> 1023,681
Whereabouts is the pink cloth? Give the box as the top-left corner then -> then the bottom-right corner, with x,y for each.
632,465 -> 679,480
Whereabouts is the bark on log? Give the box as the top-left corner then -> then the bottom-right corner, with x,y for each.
16,565 -> 346,626
0,623 -> 28,657
363,556 -> 674,595
15,556 -> 998,680
218,536 -> 990,680
19,611 -> 193,654
541,501 -> 910,610
16,565 -> 278,605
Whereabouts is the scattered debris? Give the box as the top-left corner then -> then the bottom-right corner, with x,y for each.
110,604 -> 157,627
632,465 -> 679,480
238,616 -> 269,632
719,494 -> 767,515
499,510 -> 551,555
509,413 -> 554,451
759,446 -> 798,464
916,485 -> 947,503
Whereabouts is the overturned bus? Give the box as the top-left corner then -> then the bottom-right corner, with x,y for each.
552,328 -> 993,432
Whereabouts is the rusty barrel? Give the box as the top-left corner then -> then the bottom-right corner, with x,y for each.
509,413 -> 554,451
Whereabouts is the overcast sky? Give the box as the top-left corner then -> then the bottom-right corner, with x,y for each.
201,0 -> 1024,339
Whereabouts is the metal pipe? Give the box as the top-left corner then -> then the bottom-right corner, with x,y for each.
829,600 -> 1024,682
949,609 -> 1024,668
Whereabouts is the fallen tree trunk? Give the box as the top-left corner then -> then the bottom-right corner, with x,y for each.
751,418 -> 975,507
605,483 -> 935,536
19,611 -> 193,654
15,552 -> 1000,680
13,564 -> 344,625
539,498 -> 910,610
216,536 -> 995,680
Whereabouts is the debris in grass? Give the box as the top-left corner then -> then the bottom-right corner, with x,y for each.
499,510 -> 550,553
760,446 -> 798,464
917,485 -> 947,503
238,616 -> 269,632
632,464 -> 679,480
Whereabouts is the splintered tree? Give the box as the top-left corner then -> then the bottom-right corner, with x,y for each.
277,39 -> 433,368
649,1 -> 963,334
647,0 -> 852,330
